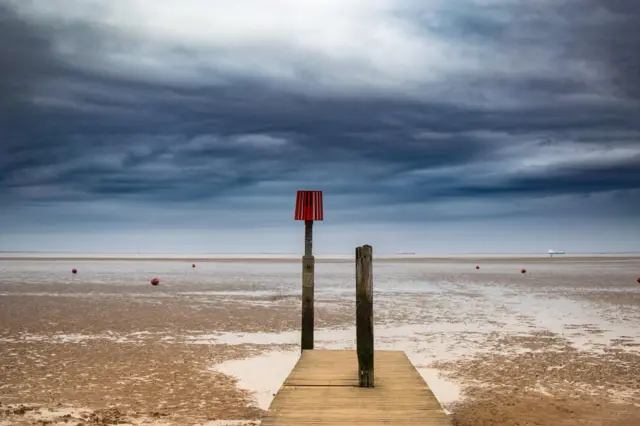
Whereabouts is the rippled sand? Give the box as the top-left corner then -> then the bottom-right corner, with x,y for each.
1,256 -> 639,425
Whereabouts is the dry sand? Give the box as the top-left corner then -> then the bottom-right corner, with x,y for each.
1,256 -> 639,425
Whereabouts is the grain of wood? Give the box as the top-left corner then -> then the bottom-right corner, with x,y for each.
301,219 -> 314,350
301,254 -> 314,350
262,350 -> 452,426
355,245 -> 374,387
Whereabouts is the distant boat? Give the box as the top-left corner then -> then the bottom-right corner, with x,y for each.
548,249 -> 566,256
396,252 -> 416,255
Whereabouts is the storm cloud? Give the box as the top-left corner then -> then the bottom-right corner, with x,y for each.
1,0 -> 639,253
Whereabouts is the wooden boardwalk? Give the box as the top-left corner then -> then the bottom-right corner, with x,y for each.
261,350 -> 452,426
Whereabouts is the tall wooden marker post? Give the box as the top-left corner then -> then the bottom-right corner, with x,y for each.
294,190 -> 323,351
356,244 -> 374,387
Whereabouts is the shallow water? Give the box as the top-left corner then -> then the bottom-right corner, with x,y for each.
2,258 -> 639,339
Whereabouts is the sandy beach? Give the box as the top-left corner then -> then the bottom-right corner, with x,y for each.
1,255 -> 639,425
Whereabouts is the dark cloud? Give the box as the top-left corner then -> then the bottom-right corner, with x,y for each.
587,0 -> 640,99
1,0 -> 639,246
455,160 -> 640,198
0,4 -> 55,108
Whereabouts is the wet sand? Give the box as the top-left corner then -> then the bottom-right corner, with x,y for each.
1,256 -> 639,425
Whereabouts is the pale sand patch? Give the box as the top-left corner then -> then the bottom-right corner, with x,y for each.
418,368 -> 463,408
213,350 -> 301,410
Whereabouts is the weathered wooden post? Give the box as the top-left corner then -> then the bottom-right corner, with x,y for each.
356,244 -> 374,387
294,190 -> 323,351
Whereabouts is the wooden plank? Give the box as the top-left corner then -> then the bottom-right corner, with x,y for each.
264,350 -> 453,426
263,423 -> 450,426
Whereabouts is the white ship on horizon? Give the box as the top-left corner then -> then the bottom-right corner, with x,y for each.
548,249 -> 566,256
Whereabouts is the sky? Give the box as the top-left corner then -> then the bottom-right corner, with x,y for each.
1,0 -> 639,254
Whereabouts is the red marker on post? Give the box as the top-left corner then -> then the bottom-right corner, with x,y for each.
294,190 -> 323,351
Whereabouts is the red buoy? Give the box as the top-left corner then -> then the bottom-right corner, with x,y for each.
192,263 -> 196,268
637,276 -> 640,284
475,265 -> 480,270
521,268 -> 527,274
150,277 -> 160,286
72,268 -> 77,274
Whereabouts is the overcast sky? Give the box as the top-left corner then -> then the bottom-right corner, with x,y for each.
1,0 -> 639,254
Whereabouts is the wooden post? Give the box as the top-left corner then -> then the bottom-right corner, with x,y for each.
304,220 -> 313,256
355,244 -> 374,387
301,220 -> 314,350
